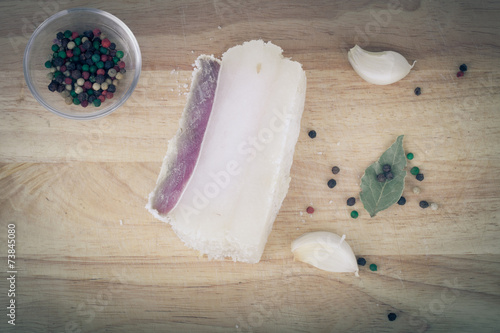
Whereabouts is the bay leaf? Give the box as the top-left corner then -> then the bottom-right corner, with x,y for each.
360,135 -> 407,217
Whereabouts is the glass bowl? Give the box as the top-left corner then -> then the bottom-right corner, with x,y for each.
23,8 -> 142,120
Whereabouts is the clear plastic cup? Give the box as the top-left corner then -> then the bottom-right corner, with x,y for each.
23,8 -> 142,120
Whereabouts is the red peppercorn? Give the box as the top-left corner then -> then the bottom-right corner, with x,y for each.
457,71 -> 464,77
83,81 -> 92,89
82,71 -> 90,80
102,90 -> 107,96
98,95 -> 106,102
64,77 -> 72,85
79,45 -> 85,52
81,100 -> 89,108
118,61 -> 126,69
66,50 -> 73,58
60,65 -> 66,72
96,69 -> 105,75
306,206 -> 314,214
106,92 -> 113,99
71,31 -> 79,40
101,38 -> 111,48
93,28 -> 101,37
100,54 -> 108,62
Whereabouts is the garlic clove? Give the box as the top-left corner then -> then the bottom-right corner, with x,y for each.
291,231 -> 359,276
347,44 -> 415,85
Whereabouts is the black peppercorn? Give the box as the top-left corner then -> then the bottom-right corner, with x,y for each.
382,164 -> 391,173
327,179 -> 336,188
347,197 -> 356,206
388,313 -> 397,321
71,70 -> 81,80
308,130 -> 316,139
56,31 -> 64,40
82,40 -> 91,50
459,64 -> 467,72
109,42 -> 116,50
56,84 -> 65,93
331,166 -> 340,174
107,84 -> 116,93
48,81 -> 58,92
397,196 -> 406,205
55,75 -> 64,84
414,87 -> 421,96
419,200 -> 429,208
95,74 -> 106,84
53,57 -> 64,67
61,38 -> 69,49
416,173 -> 424,181
377,173 -> 386,182
77,92 -> 88,102
385,172 -> 394,180
357,257 -> 366,266
67,62 -> 76,71
104,60 -> 114,70
88,95 -> 96,103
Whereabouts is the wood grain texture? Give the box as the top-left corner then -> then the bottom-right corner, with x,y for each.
1,0 -> 499,332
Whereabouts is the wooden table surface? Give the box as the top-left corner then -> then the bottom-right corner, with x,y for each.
1,0 -> 499,332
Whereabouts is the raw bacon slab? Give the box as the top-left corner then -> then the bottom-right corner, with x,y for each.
147,40 -> 306,263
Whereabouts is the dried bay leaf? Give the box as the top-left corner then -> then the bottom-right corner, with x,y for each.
360,135 -> 406,217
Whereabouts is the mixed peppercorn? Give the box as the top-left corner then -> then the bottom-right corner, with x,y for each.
45,28 -> 126,107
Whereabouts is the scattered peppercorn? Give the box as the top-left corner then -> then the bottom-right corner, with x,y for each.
457,71 -> 464,78
410,167 -> 420,175
430,202 -> 439,210
308,130 -> 317,139
406,152 -> 414,160
414,87 -> 421,96
331,166 -> 340,174
419,200 -> 429,209
413,186 -> 421,194
397,196 -> 406,205
377,173 -> 386,182
327,179 -> 336,188
382,164 -> 391,173
369,264 -> 377,271
357,257 -> 366,266
459,64 -> 467,72
385,172 -> 394,180
306,206 -> 314,214
350,210 -> 359,219
388,313 -> 397,321
416,173 -> 424,181
346,197 -> 356,206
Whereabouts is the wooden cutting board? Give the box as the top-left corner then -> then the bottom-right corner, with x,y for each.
1,0 -> 499,332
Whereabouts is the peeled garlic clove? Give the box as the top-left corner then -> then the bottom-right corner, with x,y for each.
291,231 -> 359,276
347,44 -> 415,85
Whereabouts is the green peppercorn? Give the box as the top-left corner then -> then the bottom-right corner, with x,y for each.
93,99 -> 101,107
44,61 -> 52,68
350,210 -> 359,219
73,97 -> 81,105
51,44 -> 59,52
74,37 -> 81,46
406,152 -> 414,160
369,264 -> 377,271
64,30 -> 72,38
89,65 -> 97,73
410,167 -> 420,175
116,50 -> 124,59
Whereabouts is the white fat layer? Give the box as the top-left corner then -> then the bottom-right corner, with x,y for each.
150,40 -> 306,263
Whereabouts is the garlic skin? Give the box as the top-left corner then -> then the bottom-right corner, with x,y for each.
291,231 -> 359,276
348,45 -> 415,85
